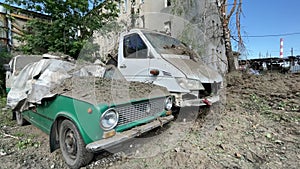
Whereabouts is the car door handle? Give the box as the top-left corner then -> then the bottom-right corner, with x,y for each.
120,64 -> 127,68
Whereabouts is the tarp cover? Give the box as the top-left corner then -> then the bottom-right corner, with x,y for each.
7,59 -> 105,111
7,59 -> 169,112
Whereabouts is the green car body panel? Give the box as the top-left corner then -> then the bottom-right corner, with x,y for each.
22,95 -> 167,145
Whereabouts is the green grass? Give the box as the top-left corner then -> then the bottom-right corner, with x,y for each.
0,97 -> 15,127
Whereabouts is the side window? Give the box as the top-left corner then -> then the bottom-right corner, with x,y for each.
11,59 -> 15,73
123,33 -> 148,58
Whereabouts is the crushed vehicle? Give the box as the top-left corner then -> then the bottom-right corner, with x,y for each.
6,57 -> 174,169
106,29 -> 223,107
3,55 -> 43,93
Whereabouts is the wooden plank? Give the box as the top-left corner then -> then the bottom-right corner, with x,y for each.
12,28 -> 23,36
12,22 -> 23,31
11,13 -> 32,21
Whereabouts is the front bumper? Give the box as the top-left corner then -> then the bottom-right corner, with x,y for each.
175,94 -> 220,107
86,115 -> 174,152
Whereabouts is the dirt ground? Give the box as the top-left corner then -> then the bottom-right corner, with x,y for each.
0,72 -> 299,169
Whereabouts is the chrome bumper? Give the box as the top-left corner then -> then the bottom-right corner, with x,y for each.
178,95 -> 220,107
86,115 -> 174,152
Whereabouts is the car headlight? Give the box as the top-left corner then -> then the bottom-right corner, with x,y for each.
165,96 -> 173,111
100,109 -> 119,131
176,78 -> 204,90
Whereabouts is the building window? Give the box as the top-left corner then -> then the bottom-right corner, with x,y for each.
164,21 -> 171,35
0,20 -> 6,38
123,0 -> 128,13
165,0 -> 171,8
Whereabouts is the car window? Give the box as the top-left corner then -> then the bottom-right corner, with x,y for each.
123,33 -> 148,59
15,56 -> 43,73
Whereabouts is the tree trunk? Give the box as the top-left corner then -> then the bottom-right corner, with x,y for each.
223,21 -> 237,72
218,0 -> 240,73
227,51 -> 236,72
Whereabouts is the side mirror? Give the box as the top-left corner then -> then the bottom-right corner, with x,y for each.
3,64 -> 11,72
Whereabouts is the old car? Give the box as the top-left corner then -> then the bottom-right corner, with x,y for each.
106,29 -> 223,107
6,58 -> 174,169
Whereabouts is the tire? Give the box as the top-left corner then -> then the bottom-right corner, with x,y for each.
59,120 -> 94,169
15,111 -> 28,126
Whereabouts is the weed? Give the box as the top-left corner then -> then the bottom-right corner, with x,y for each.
14,132 -> 25,137
278,101 -> 286,109
16,138 -> 41,150
243,94 -> 271,114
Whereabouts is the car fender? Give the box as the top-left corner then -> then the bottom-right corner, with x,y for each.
49,111 -> 93,153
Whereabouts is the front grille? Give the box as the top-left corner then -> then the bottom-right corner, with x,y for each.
115,97 -> 165,126
199,82 -> 221,98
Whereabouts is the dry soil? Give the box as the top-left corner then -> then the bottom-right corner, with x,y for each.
0,72 -> 299,169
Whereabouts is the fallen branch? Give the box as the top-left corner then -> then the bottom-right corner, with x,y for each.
1,131 -> 19,139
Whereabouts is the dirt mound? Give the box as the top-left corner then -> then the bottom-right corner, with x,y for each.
227,72 -> 300,111
109,72 -> 300,169
0,72 -> 299,169
52,77 -> 169,105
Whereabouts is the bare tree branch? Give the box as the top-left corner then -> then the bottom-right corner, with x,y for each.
227,0 -> 237,20
236,0 -> 245,52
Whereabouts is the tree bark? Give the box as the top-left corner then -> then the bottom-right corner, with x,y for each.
222,17 -> 237,72
217,0 -> 243,72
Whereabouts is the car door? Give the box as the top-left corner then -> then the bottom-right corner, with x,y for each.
118,33 -> 151,82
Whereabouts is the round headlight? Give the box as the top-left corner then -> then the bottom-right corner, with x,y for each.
165,97 -> 173,111
100,109 -> 119,130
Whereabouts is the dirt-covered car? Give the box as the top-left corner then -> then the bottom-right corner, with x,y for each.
6,58 -> 174,169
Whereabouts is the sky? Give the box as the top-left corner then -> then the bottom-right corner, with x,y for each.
237,0 -> 300,59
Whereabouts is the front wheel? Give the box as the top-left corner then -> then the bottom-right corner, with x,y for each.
59,120 -> 94,169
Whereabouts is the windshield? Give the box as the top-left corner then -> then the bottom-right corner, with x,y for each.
144,32 -> 182,53
143,32 -> 198,60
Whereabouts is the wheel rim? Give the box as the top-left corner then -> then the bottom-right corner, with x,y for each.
64,129 -> 78,160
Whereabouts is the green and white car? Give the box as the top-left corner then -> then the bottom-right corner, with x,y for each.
6,58 -> 174,169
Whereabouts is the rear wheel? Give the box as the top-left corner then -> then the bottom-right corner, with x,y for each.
59,119 -> 94,169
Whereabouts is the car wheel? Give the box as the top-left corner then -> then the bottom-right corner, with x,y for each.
59,119 -> 94,169
15,111 -> 27,126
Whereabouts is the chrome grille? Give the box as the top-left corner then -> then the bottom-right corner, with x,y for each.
116,97 -> 165,126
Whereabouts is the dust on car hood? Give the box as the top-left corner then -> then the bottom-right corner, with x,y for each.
7,59 -> 169,112
162,54 -> 223,83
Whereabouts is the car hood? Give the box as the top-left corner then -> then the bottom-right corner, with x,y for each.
162,54 -> 223,83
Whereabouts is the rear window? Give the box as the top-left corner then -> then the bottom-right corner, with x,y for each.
15,56 -> 43,72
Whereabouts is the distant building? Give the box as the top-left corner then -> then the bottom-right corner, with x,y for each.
0,3 -> 51,51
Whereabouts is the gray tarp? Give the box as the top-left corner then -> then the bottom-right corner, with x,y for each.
7,59 -> 105,111
7,59 -> 169,112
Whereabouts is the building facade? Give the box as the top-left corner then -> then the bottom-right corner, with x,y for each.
0,3 -> 50,52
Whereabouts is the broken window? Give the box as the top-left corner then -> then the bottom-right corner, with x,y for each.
165,0 -> 171,7
123,33 -> 148,58
164,21 -> 171,35
123,0 -> 128,13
